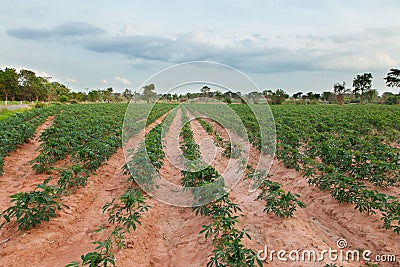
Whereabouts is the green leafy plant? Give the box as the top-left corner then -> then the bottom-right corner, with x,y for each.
222,142 -> 243,159
0,178 -> 66,230
102,188 -> 149,233
257,179 -> 305,218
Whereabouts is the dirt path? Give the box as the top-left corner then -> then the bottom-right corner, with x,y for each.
0,115 -> 54,212
158,108 -> 184,186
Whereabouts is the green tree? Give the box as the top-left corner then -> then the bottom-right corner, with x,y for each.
88,90 -> 102,102
306,92 -> 320,101
69,91 -> 85,102
214,90 -> 223,101
263,89 -> 273,97
292,92 -> 303,99
364,89 -> 378,103
49,81 -> 69,102
143,84 -> 155,103
271,89 -> 289,105
321,91 -> 333,102
200,85 -> 211,103
224,97 -> 232,104
333,81 -> 350,105
201,85 -> 210,97
18,69 -> 48,101
59,95 -> 69,103
382,92 -> 399,105
104,87 -> 113,102
122,88 -> 133,101
384,68 -> 400,88
352,73 -> 373,105
0,67 -> 19,104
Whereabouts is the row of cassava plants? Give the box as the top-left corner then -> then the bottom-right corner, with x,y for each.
187,103 -> 400,233
66,108 -> 173,266
186,105 -> 244,159
193,108 -> 305,218
196,117 -> 243,159
0,104 -> 126,231
230,104 -> 400,233
180,108 -> 263,267
0,105 -> 58,175
0,104 -> 175,232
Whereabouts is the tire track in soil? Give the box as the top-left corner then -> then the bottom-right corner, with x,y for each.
204,117 -> 400,267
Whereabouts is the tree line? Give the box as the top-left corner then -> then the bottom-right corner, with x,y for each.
1,67 -> 399,105
0,67 -> 134,104
0,68 -> 70,103
251,69 -> 400,105
158,69 -> 400,105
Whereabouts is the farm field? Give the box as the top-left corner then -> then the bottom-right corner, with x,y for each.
0,107 -> 32,122
0,103 -> 399,266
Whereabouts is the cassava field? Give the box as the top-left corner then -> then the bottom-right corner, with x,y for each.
0,103 -> 399,267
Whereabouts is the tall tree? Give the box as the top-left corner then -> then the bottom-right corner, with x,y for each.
122,88 -> 133,101
143,84 -> 155,103
321,91 -> 333,102
333,81 -> 350,105
34,76 -> 50,101
200,85 -> 211,103
18,69 -> 49,101
50,81 -> 69,102
306,92 -> 320,101
382,92 -> 399,105
263,90 -> 273,102
384,68 -> 400,88
200,85 -> 210,97
88,90 -> 102,102
104,87 -> 113,102
270,89 -> 289,104
0,67 -> 19,103
364,89 -> 378,103
214,90 -> 223,101
292,92 -> 303,99
0,69 -> 7,103
352,73 -> 373,105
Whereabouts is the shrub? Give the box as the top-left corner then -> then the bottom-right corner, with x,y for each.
59,95 -> 69,103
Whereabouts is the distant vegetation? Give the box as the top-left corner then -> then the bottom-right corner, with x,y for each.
1,67 -> 399,105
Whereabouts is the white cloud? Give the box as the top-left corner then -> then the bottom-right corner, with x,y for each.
101,79 -> 108,84
2,1 -> 400,93
120,25 -> 140,36
7,21 -> 105,40
66,77 -> 77,83
115,76 -> 131,85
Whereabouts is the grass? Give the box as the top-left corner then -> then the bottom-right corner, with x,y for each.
0,108 -> 26,121
0,101 -> 30,105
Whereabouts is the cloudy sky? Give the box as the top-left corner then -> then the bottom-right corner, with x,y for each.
1,0 -> 399,94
